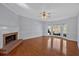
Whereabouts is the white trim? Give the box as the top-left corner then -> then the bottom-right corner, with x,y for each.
44,35 -> 77,41
23,35 -> 42,40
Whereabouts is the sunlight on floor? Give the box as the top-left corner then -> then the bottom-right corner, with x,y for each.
62,40 -> 67,55
53,38 -> 61,51
47,37 -> 51,49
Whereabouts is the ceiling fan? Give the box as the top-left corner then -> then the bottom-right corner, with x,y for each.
40,10 -> 51,20
40,10 -> 55,20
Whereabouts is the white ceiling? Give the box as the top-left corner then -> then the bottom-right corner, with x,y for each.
2,3 -> 79,21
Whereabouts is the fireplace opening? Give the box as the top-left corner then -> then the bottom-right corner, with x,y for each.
5,35 -> 16,45
3,32 -> 18,46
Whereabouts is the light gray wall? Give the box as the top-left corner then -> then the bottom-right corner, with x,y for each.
42,17 -> 77,41
0,4 -> 20,48
77,15 -> 79,48
19,16 -> 43,39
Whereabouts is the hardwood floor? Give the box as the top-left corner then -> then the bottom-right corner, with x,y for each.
1,36 -> 79,56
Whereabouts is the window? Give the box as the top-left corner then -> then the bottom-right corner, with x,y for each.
48,24 -> 68,37
48,26 -> 51,35
63,24 -> 67,37
52,25 -> 61,36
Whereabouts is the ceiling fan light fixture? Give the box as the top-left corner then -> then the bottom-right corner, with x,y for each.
40,11 -> 49,20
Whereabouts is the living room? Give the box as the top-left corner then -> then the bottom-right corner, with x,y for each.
0,3 -> 79,56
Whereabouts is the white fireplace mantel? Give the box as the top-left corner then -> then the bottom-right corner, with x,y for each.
0,26 -> 20,49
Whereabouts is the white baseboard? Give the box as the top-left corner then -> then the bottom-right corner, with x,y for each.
23,35 -> 42,40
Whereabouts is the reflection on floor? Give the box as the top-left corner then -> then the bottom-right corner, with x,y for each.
1,36 -> 79,56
